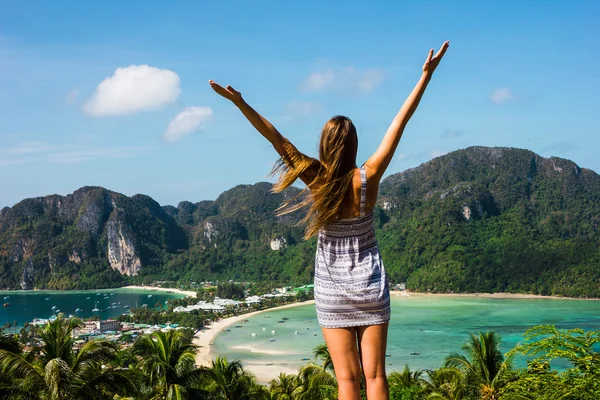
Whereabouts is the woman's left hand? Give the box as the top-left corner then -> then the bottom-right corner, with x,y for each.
209,80 -> 243,103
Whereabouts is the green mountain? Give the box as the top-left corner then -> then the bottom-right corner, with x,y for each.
1,146 -> 599,297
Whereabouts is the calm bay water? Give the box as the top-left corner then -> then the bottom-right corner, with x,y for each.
213,295 -> 600,373
0,289 -> 185,330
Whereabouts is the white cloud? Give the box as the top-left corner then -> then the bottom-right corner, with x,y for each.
163,106 -> 213,142
300,67 -> 384,93
301,71 -> 335,91
65,88 -> 79,104
489,88 -> 513,105
83,65 -> 180,116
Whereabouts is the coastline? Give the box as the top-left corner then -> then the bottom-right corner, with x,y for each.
193,300 -> 315,379
120,285 -> 197,298
393,290 -> 600,301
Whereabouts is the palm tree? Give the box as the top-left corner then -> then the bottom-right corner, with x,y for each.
201,356 -> 266,399
388,364 -> 427,391
269,372 -> 301,399
295,363 -> 337,400
312,344 -> 334,374
132,329 -> 208,399
444,331 -> 512,400
423,368 -> 466,400
0,316 -> 134,400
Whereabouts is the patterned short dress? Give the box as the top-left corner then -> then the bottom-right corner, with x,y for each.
314,166 -> 391,328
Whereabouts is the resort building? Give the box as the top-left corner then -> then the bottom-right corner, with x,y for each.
244,295 -> 262,304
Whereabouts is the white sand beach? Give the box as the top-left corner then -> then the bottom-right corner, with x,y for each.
120,285 -> 197,298
230,345 -> 289,356
193,299 -> 316,380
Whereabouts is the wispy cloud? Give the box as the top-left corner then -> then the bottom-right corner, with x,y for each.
272,101 -> 321,123
431,149 -> 448,158
441,129 -> 464,138
300,66 -> 384,93
163,106 -> 213,142
83,65 -> 180,116
0,141 -> 152,166
65,88 -> 79,105
489,88 -> 513,105
5,141 -> 55,155
541,141 -> 578,155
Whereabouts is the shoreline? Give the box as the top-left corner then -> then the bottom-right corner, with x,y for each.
193,300 -> 315,369
120,285 -> 197,298
393,290 -> 600,301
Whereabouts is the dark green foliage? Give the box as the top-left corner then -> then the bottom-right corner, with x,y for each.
1,146 -> 599,297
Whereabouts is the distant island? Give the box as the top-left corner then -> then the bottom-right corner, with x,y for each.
1,146 -> 599,298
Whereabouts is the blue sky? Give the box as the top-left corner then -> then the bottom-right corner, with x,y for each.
0,0 -> 598,208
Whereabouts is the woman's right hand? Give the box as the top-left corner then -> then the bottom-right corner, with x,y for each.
422,41 -> 450,76
209,80 -> 243,104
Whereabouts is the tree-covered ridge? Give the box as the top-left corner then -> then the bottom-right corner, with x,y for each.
1,146 -> 599,296
376,146 -> 600,296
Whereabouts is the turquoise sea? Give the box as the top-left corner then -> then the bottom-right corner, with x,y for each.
0,289 -> 185,330
213,295 -> 600,373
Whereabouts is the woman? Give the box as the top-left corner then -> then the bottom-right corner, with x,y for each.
209,40 -> 449,400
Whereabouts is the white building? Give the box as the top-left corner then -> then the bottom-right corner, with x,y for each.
244,295 -> 262,304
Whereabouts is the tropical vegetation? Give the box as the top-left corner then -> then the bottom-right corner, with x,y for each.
2,147 -> 600,299
1,318 -> 599,399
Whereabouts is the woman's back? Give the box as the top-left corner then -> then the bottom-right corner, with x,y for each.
314,166 -> 391,329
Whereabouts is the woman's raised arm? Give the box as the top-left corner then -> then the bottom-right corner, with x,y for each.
364,41 -> 449,182
209,80 -> 316,185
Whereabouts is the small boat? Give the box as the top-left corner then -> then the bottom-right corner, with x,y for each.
55,309 -> 60,313
68,314 -> 74,318
264,316 -> 270,318
251,333 -> 256,337
75,308 -> 82,312
385,354 -> 391,358
45,298 -> 51,301
147,295 -> 153,298
124,305 -> 130,309
282,317 -> 289,320
410,352 -> 420,356
109,293 -> 114,296
262,327 -> 266,331
243,319 -> 249,322
301,357 -> 310,361
306,328 -> 309,330
86,297 -> 91,300
51,306 -> 56,310
234,325 -> 243,328
96,293 -> 101,296
277,320 -> 285,323
313,333 -> 317,336
3,303 -> 10,307
226,329 -> 231,332
269,339 -> 276,342
271,330 -> 276,334
295,331 -> 299,335
3,296 -> 9,300
92,301 -> 100,312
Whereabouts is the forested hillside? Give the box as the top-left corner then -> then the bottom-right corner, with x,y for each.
1,146 -> 599,297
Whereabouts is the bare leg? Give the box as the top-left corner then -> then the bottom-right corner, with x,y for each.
357,323 -> 389,400
321,326 -> 362,400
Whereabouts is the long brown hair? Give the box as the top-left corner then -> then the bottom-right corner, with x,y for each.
271,116 -> 358,239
